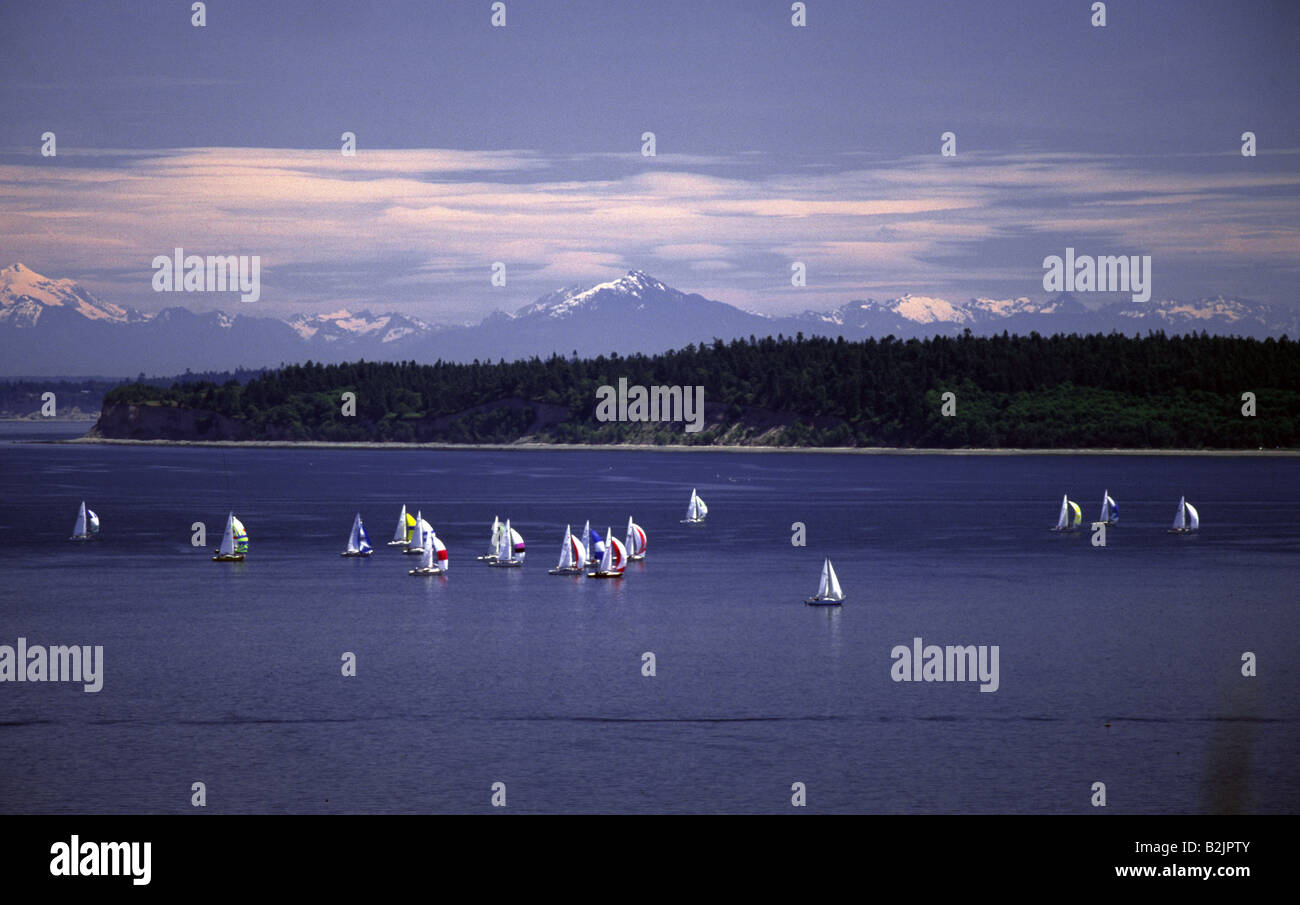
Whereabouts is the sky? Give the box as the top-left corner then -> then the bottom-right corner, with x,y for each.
1,0 -> 1297,321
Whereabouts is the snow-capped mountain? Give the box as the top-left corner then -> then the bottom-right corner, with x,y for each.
1,263 -> 1294,376
286,309 -> 434,344
0,263 -> 143,327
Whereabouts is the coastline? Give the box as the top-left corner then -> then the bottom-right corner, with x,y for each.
53,437 -> 1300,456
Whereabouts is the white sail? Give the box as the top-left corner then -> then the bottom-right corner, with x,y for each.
1055,494 -> 1069,530
347,513 -> 364,553
1185,502 -> 1199,531
686,488 -> 707,521
72,501 -> 87,538
432,532 -> 448,570
557,525 -> 574,569
219,512 -> 236,557
598,527 -> 614,572
392,505 -> 409,543
1172,496 -> 1186,531
826,560 -> 843,600
419,523 -> 434,570
1099,490 -> 1111,523
498,518 -> 514,561
408,511 -> 425,552
625,517 -> 646,557
816,559 -> 831,597
87,509 -> 99,534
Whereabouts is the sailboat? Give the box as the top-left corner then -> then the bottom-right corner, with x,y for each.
1169,496 -> 1200,534
477,516 -> 502,562
488,518 -> 524,568
70,501 -> 100,541
408,520 -> 448,575
587,526 -> 626,578
341,512 -> 373,557
584,522 -> 605,566
1051,494 -> 1082,532
548,524 -> 587,575
402,510 -> 427,554
805,558 -> 845,606
388,505 -> 416,547
681,488 -> 708,523
1098,490 -> 1119,526
624,517 -> 647,561
212,512 -> 247,562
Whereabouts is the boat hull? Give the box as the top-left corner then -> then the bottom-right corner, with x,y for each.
211,554 -> 244,562
805,597 -> 844,606
1167,528 -> 1198,535
408,567 -> 444,576
490,560 -> 522,568
402,548 -> 424,555
548,567 -> 584,575
627,553 -> 646,561
587,571 -> 624,579
680,518 -> 705,524
476,554 -> 498,562
340,550 -> 373,557
387,540 -> 408,547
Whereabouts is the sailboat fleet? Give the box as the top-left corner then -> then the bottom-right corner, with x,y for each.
68,483 -> 1205,602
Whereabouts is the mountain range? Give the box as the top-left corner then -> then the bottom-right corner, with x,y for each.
2,263 -> 1295,377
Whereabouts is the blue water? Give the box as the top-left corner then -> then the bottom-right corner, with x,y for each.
1,422 -> 1297,813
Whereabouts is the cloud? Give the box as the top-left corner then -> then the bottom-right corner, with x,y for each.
0,146 -> 1296,317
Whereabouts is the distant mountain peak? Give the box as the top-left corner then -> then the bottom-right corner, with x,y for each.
0,262 -> 137,326
514,269 -> 678,319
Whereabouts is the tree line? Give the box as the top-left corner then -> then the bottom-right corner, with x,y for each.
98,331 -> 1300,448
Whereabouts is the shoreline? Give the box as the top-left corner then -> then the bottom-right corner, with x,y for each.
50,437 -> 1300,456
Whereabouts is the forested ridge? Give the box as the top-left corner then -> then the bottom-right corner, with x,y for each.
96,332 -> 1300,448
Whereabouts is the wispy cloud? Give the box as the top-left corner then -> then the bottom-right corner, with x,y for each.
1,146 -> 1297,319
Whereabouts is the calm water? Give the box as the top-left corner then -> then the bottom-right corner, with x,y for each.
1,422 -> 1297,814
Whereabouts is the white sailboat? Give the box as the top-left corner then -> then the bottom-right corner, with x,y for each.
388,504 -> 415,547
212,511 -> 247,562
489,518 -> 523,567
70,501 -> 99,541
681,488 -> 708,523
624,516 -> 647,561
1098,490 -> 1119,526
587,526 -> 626,578
477,516 -> 502,562
548,524 -> 587,575
805,558 -> 845,606
409,520 -> 448,575
1051,494 -> 1082,532
1169,496 -> 1200,534
341,512 -> 373,557
402,510 -> 427,554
